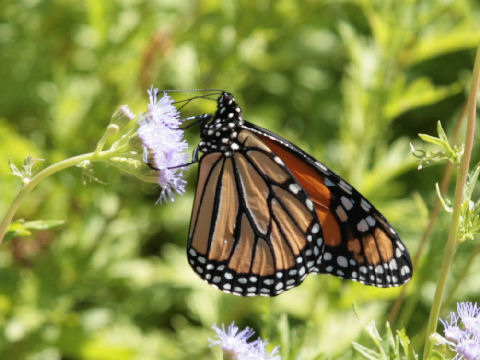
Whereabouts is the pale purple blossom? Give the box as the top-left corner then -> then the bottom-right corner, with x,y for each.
458,302 -> 480,338
456,336 -> 480,360
209,322 -> 281,360
439,302 -> 480,360
138,87 -> 189,203
244,338 -> 281,360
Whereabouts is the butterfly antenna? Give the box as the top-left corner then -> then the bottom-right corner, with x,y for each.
181,114 -> 211,129
174,92 -> 224,111
158,88 -> 225,94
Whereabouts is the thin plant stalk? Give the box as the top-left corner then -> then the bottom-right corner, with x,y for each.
387,103 -> 467,326
422,43 -> 480,360
0,149 -> 118,246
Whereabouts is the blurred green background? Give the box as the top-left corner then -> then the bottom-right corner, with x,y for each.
1,0 -> 480,359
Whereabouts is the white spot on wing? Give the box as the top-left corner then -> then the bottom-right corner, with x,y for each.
338,180 -> 352,194
357,219 -> 369,232
289,183 -> 302,194
298,267 -> 306,276
337,256 -> 348,268
306,199 -> 314,211
324,177 -> 335,187
315,161 -> 329,173
389,259 -> 398,270
366,216 -> 376,226
360,199 -> 371,211
224,272 -> 233,280
341,196 -> 354,210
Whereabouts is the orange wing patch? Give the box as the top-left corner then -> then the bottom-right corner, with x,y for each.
375,228 -> 394,262
208,158 -> 238,262
189,154 -> 224,253
260,135 -> 342,247
229,215 -> 255,273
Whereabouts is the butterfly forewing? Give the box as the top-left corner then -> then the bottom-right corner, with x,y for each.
188,128 -> 323,296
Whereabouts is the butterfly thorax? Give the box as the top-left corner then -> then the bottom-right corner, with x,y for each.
198,92 -> 245,157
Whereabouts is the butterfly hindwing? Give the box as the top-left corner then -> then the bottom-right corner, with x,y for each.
248,122 -> 412,287
188,129 -> 324,296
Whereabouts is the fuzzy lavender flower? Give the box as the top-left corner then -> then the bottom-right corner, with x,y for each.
209,322 -> 281,360
458,302 -> 480,339
138,87 -> 189,203
243,338 -> 281,360
438,302 -> 480,360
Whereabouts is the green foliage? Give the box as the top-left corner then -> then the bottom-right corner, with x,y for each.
412,121 -> 464,169
352,322 -> 418,360
413,120 -> 480,243
1,0 -> 480,359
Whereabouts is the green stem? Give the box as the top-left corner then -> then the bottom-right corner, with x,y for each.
387,103 -> 467,326
422,43 -> 480,359
0,149 -> 118,246
95,124 -> 119,155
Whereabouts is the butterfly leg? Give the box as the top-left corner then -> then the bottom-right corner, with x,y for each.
181,114 -> 212,129
145,146 -> 200,171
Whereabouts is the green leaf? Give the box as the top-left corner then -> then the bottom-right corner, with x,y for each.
4,219 -> 65,242
22,220 -> 65,230
352,342 -> 381,360
464,161 -> 480,201
401,27 -> 480,65
417,134 -> 446,148
384,78 -> 462,119
4,221 -> 32,242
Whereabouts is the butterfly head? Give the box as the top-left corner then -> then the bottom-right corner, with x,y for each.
198,92 -> 244,156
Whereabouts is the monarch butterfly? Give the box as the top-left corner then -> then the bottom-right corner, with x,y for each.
187,92 -> 412,297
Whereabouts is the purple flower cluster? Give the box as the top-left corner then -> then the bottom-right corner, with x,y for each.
138,87 -> 189,203
440,302 -> 480,360
209,322 -> 281,360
